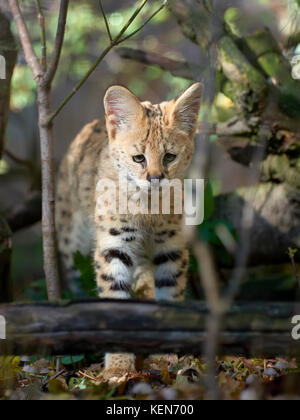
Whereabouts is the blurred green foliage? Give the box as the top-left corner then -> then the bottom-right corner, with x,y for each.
73,251 -> 97,298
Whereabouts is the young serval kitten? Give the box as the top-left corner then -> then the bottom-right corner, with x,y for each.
56,83 -> 202,379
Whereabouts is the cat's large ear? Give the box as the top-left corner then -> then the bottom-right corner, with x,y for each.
104,86 -> 145,140
170,83 -> 203,136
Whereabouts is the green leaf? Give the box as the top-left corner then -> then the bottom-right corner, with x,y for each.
61,355 -> 84,366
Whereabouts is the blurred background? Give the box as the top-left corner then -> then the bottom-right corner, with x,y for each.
0,0 -> 299,302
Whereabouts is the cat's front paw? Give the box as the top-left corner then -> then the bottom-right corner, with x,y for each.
102,353 -> 136,382
101,367 -> 131,382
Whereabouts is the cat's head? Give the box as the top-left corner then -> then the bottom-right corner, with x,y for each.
104,83 -> 202,188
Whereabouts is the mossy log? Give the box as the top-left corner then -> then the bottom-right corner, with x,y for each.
0,299 -> 299,357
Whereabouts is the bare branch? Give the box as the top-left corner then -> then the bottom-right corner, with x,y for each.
8,0 -> 42,80
6,192 -> 42,233
99,0 -> 113,43
35,0 -> 47,72
288,248 -> 300,288
44,0 -> 69,87
117,1 -> 167,44
4,148 -> 37,188
193,242 -> 223,315
114,0 -> 149,44
47,43 -> 113,123
48,0 -> 167,124
117,47 -> 204,80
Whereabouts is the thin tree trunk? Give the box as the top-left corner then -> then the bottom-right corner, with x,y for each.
8,0 -> 68,301
37,85 -> 60,300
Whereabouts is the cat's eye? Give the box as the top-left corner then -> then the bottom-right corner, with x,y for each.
133,155 -> 146,164
164,153 -> 177,164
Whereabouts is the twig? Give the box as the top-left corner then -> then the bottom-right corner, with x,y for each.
35,0 -> 47,72
47,0 -> 166,123
47,43 -> 112,123
44,0 -> 69,87
42,369 -> 66,390
99,0 -> 113,43
193,242 -> 223,315
118,47 -> 205,80
6,192 -> 42,233
8,0 -> 42,80
118,0 -> 167,43
4,148 -> 37,188
288,248 -> 300,288
77,370 -> 96,381
113,0 -> 148,44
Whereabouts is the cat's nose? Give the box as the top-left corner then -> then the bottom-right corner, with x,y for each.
147,173 -> 164,183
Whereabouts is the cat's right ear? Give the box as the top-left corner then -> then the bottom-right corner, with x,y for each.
104,86 -> 144,140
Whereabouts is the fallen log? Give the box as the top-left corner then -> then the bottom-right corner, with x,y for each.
0,300 -> 299,357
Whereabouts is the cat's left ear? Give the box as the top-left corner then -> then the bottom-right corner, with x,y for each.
170,83 -> 203,136
104,85 -> 145,140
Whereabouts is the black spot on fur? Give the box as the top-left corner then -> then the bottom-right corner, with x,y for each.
121,227 -> 137,233
101,274 -> 115,282
123,236 -> 136,242
109,228 -> 121,236
156,230 -> 168,236
155,271 -> 182,288
103,249 -> 133,267
110,282 -> 130,292
153,251 -> 182,265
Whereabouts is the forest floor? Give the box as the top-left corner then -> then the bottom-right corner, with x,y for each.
1,354 -> 300,400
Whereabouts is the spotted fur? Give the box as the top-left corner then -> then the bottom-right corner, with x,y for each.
56,83 -> 202,380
